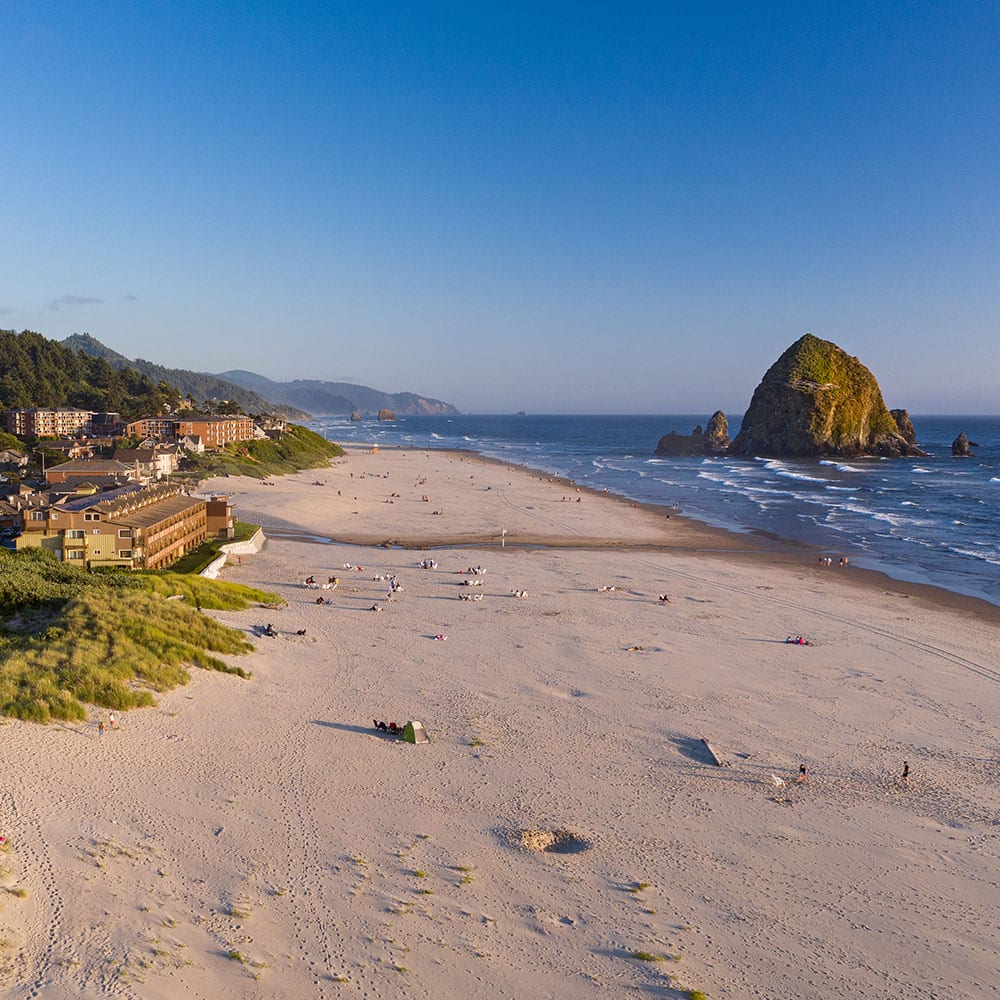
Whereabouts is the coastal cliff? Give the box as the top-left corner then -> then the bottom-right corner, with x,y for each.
729,335 -> 924,458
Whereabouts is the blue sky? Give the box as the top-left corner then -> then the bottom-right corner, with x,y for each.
1,1 -> 997,413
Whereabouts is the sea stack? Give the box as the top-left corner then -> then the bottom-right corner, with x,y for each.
350,411 -> 362,422
654,411 -> 728,457
377,408 -> 396,421
729,334 -> 925,458
951,431 -> 977,457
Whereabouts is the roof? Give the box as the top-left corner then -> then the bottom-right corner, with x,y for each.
47,458 -> 134,475
109,494 -> 205,530
57,484 -> 146,512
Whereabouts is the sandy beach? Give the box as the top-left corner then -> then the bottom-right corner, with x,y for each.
2,444 -> 998,1000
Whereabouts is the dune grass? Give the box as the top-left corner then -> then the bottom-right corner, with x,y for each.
0,547 -> 283,722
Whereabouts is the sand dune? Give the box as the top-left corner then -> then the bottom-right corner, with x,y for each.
1,445 -> 997,999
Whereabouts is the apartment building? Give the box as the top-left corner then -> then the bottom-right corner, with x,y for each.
6,408 -> 94,437
173,416 -> 256,450
124,416 -> 177,440
14,483 -> 207,569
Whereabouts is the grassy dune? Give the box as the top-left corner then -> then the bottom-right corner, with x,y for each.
0,548 -> 283,722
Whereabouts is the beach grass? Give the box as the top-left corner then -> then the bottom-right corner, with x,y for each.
186,424 -> 344,480
0,547 -> 283,722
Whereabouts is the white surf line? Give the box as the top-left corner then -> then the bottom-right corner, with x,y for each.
634,555 -> 1000,687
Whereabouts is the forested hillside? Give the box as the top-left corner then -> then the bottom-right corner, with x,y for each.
0,330 -> 182,419
62,334 -> 306,418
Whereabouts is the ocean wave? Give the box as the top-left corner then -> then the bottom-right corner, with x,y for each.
430,432 -> 441,439
759,459 -> 831,484
818,460 -> 864,473
944,545 -> 1000,566
911,467 -> 934,474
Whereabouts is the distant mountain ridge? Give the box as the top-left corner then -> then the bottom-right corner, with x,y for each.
61,334 -> 306,418
62,335 -> 459,417
217,370 -> 459,416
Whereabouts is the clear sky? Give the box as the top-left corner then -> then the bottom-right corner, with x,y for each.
1,1 -> 997,414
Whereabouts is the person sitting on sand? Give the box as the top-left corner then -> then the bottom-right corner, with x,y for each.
797,763 -> 808,783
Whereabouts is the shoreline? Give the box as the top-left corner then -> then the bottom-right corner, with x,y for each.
5,442 -> 999,998
268,443 -> 1000,623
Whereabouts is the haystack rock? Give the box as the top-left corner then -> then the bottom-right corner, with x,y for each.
951,431 -> 977,457
377,408 -> 396,421
729,334 -> 925,458
655,411 -> 729,457
350,411 -> 362,422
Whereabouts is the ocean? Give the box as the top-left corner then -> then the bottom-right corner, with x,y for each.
309,414 -> 1000,608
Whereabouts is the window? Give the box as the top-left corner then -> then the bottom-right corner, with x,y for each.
68,529 -> 84,539
118,528 -> 132,538
84,512 -> 100,521
119,549 -> 132,559
30,511 -> 45,521
67,550 -> 84,560
51,513 -> 58,520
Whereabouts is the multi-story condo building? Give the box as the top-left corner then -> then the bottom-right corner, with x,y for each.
124,415 -> 177,440
6,408 -> 94,437
173,416 -> 257,450
14,483 -> 207,569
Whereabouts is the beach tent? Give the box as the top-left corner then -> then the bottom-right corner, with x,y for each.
402,721 -> 429,744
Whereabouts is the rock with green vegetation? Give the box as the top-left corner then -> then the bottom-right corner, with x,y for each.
730,334 -> 925,458
0,547 -> 283,722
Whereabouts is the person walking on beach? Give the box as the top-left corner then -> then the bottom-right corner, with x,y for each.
108,712 -> 117,729
98,721 -> 105,737
797,763 -> 808,783
901,760 -> 910,787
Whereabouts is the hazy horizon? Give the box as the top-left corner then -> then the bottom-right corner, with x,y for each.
2,4 -> 997,414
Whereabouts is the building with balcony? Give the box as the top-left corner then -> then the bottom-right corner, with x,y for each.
6,408 -> 94,438
173,416 -> 256,450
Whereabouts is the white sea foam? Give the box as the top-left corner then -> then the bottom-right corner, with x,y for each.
819,461 -> 864,473
760,459 -> 831,484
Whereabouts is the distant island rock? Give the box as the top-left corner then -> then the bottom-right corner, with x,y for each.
952,431 -> 978,457
377,408 -> 396,421
350,411 -> 362,422
728,334 -> 925,458
655,411 -> 730,457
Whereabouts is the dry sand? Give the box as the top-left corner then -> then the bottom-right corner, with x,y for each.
2,445 -> 998,999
